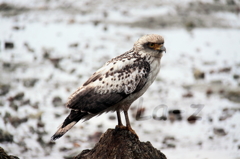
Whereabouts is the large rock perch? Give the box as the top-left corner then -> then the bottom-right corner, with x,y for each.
75,128 -> 167,159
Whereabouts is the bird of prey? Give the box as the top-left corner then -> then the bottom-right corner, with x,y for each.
51,34 -> 166,140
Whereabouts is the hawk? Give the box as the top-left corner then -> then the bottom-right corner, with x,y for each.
51,34 -> 166,140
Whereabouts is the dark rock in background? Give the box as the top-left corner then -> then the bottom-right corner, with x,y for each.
0,129 -> 13,143
0,84 -> 10,96
4,42 -> 14,49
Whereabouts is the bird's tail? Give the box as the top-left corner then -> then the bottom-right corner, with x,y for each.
51,110 -> 87,141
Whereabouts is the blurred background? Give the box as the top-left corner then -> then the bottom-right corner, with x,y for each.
0,0 -> 240,158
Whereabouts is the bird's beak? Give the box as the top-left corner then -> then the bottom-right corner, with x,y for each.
160,45 -> 166,53
155,44 -> 166,53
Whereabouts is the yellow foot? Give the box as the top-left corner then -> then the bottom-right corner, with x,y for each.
115,125 -> 126,130
127,126 -> 139,139
115,125 -> 139,139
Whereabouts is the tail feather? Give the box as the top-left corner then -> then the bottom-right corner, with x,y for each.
51,110 -> 87,141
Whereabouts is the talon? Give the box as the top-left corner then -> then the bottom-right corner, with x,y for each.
115,110 -> 138,138
127,126 -> 139,138
115,125 -> 138,138
115,125 -> 126,130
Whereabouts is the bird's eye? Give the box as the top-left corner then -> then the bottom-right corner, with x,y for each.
148,43 -> 155,48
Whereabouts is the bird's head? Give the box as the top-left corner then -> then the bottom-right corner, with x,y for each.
134,34 -> 166,58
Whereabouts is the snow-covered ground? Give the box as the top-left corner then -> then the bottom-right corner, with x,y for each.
0,0 -> 240,159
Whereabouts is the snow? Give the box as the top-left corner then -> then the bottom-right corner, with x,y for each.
0,0 -> 240,159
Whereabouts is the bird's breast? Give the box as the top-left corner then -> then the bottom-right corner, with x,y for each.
122,57 -> 161,104
148,57 -> 161,83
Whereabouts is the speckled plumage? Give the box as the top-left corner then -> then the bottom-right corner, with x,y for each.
52,34 -> 166,140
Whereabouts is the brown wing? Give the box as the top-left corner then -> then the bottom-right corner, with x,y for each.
66,59 -> 150,114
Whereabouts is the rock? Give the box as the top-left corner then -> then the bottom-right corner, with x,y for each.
103,25 -> 108,31
69,43 -> 79,48
223,90 -> 240,103
37,121 -> 45,128
0,129 -> 13,142
218,67 -> 231,73
23,42 -> 35,53
185,21 -> 196,31
187,115 -> 200,124
0,84 -> 10,96
103,11 -> 108,18
4,41 -> 14,49
68,19 -> 75,24
162,136 -> 176,149
213,128 -> 227,136
0,2 -> 29,16
193,68 -> 205,80
210,80 -> 222,84
52,96 -> 63,107
23,78 -> 38,87
0,146 -> 19,159
208,117 -> 213,122
13,92 -> 24,101
0,3 -> 13,11
12,25 -> 24,30
219,108 -> 235,121
4,114 -> 28,128
168,109 -> 182,122
49,57 -> 62,68
10,117 -> 28,128
226,0 -> 235,5
54,113 -> 61,118
59,147 -> 71,152
93,20 -> 100,26
206,88 -> 213,96
233,74 -> 239,80
75,128 -> 167,159
31,102 -> 39,109
108,115 -> 116,120
9,102 -> 18,111
42,49 -> 50,59
2,62 -> 11,69
182,92 -> 194,98
21,99 -> 30,105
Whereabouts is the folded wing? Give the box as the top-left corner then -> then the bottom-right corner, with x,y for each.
66,58 -> 151,114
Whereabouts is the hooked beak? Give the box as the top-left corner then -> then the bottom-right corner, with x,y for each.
155,44 -> 166,53
160,45 -> 166,53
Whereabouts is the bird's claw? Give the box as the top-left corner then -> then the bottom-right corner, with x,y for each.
115,125 -> 139,139
115,125 -> 126,130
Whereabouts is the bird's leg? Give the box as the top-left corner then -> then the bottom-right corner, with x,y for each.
116,110 -> 125,129
123,110 -> 138,138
